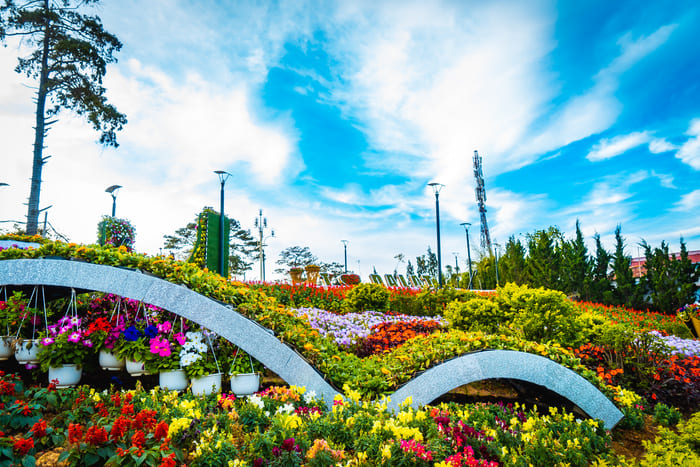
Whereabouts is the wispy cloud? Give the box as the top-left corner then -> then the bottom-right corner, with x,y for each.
649,138 -> 677,153
673,189 -> 700,211
587,131 -> 651,161
676,118 -> 700,169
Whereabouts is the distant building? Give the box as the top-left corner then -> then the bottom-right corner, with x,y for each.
630,250 -> 700,279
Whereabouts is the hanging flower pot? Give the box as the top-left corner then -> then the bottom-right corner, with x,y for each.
0,337 -> 13,360
48,364 -> 82,388
289,267 -> 304,285
99,350 -> 125,371
15,339 -> 40,365
159,369 -> 189,391
305,265 -> 321,285
126,359 -> 149,376
230,372 -> 260,396
191,372 -> 222,396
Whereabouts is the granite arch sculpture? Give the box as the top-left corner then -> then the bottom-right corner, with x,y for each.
0,258 -> 623,428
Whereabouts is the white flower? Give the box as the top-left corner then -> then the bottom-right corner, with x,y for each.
303,390 -> 317,404
276,403 -> 294,415
247,395 -> 264,409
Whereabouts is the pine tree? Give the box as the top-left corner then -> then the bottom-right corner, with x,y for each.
610,225 -> 639,308
526,227 -> 563,289
561,220 -> 591,299
1,1 -> 127,234
590,234 -> 613,303
673,238 -> 699,309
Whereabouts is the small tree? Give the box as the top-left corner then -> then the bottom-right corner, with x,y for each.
274,246 -> 317,275
610,225 -> 640,308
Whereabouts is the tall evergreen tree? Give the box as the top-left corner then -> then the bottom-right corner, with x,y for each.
1,1 -> 127,234
560,220 -> 591,298
590,233 -> 613,303
498,235 -> 529,285
675,238 -> 700,307
610,225 -> 639,307
526,227 -> 563,289
640,241 -> 677,313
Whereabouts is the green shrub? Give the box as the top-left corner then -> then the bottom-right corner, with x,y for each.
343,283 -> 390,313
653,403 -> 682,427
496,283 -> 579,345
640,411 -> 700,466
444,297 -> 506,333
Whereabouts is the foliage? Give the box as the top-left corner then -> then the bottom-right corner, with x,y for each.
97,216 -> 136,251
342,283 -> 390,313
37,316 -> 94,370
639,411 -> 700,466
444,297 -> 505,333
496,283 -> 579,344
0,0 -> 127,234
652,403 -> 681,427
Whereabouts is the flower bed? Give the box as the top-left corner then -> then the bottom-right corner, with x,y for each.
0,373 -> 623,466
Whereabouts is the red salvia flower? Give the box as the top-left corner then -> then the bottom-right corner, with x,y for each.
13,437 -> 34,456
29,419 -> 47,439
85,426 -> 109,446
68,423 -> 84,444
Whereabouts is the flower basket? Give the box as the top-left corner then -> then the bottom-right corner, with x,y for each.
305,265 -> 321,285
99,350 -> 125,371
340,273 -> 361,285
159,369 -> 189,391
289,267 -> 304,285
0,336 -> 13,360
15,339 -> 41,365
126,359 -> 149,376
229,372 -> 260,396
191,372 -> 222,396
48,364 -> 82,388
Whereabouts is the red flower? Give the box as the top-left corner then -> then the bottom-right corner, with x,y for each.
131,430 -> 146,449
159,452 -> 177,467
13,436 -> 34,456
110,416 -> 131,441
29,419 -> 47,439
154,421 -> 169,440
68,423 -> 84,444
85,426 -> 109,446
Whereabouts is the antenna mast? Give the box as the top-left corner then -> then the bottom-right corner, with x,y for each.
473,150 -> 492,252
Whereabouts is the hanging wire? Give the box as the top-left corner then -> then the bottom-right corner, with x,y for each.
204,330 -> 221,374
231,346 -> 255,374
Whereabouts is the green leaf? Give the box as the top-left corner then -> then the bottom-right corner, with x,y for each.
21,456 -> 35,467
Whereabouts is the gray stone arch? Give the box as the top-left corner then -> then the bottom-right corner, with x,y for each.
0,258 -> 341,405
386,349 -> 623,429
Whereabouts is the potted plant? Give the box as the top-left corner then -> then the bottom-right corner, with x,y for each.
112,321 -> 158,376
9,294 -> 48,366
227,346 -> 263,396
305,264 -> 321,285
0,291 -> 26,360
85,316 -> 126,370
340,273 -> 361,285
179,331 -> 222,396
37,316 -> 94,387
289,267 -> 304,285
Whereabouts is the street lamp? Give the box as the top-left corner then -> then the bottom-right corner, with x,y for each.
214,170 -> 231,277
428,182 -> 444,287
105,185 -> 122,217
341,240 -> 348,273
0,183 -> 8,187
460,222 -> 473,289
255,209 -> 274,282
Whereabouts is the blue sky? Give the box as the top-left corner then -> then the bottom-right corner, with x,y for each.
1,0 -> 698,280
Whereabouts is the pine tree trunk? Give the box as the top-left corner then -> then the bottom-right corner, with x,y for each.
25,0 -> 51,235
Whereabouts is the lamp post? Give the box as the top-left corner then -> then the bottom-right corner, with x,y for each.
255,209 -> 274,282
428,182 -> 444,287
214,170 -> 231,277
341,240 -> 348,273
105,185 -> 122,217
460,222 -> 473,289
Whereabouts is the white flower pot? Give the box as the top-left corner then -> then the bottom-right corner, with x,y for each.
230,372 -> 260,396
126,359 -> 149,376
49,364 -> 82,388
0,337 -> 13,360
191,372 -> 222,396
99,350 -> 125,371
159,369 -> 189,391
15,339 -> 40,365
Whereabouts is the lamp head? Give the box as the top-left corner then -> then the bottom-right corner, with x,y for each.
214,170 -> 231,184
460,222 -> 471,229
427,182 -> 444,194
105,185 -> 122,194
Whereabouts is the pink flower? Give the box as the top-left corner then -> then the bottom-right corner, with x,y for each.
174,332 -> 186,345
67,332 -> 81,343
41,337 -> 55,346
157,321 -> 172,333
82,339 -> 93,348
149,336 -> 171,357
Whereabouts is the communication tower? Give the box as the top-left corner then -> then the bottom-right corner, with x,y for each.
473,150 -> 492,252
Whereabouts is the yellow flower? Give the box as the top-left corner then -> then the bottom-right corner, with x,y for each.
381,443 -> 392,460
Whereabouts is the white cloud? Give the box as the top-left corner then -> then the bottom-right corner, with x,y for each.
673,190 -> 700,211
676,118 -> 700,170
649,137 -> 677,153
586,131 -> 651,161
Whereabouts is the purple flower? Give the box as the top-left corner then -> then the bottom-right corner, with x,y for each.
144,325 -> 158,338
123,326 -> 142,342
67,332 -> 81,343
